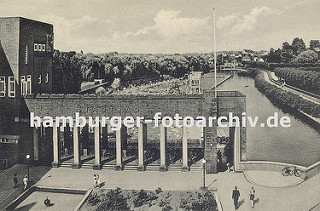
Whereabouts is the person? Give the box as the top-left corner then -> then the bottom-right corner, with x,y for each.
44,197 -> 51,207
13,173 -> 18,188
232,186 -> 241,210
249,187 -> 256,208
93,174 -> 97,187
217,150 -> 222,164
23,176 -> 28,190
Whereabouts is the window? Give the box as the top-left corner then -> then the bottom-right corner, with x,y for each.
0,76 -> 5,97
38,74 -> 42,84
26,75 -> 32,95
8,76 -> 15,97
34,44 -> 38,51
34,43 -> 46,52
45,73 -> 49,83
25,45 -> 28,64
21,76 -> 27,96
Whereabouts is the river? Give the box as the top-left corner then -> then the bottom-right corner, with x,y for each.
217,73 -> 320,167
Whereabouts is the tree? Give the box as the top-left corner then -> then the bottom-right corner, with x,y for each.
310,40 -> 320,50
292,37 -> 306,55
293,50 -> 318,63
281,42 -> 294,63
111,78 -> 121,90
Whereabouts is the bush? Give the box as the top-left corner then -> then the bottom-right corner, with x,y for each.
293,50 -> 318,63
254,70 -> 320,118
274,67 -> 320,95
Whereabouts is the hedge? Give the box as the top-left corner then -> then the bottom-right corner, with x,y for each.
254,70 -> 320,119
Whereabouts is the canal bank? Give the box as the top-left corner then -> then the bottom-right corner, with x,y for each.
217,73 -> 320,167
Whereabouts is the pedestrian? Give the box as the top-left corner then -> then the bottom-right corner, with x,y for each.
13,173 -> 18,188
217,150 -> 222,164
96,174 -> 100,187
44,197 -> 51,207
232,186 -> 241,210
23,175 -> 28,190
93,174 -> 97,187
249,187 -> 256,208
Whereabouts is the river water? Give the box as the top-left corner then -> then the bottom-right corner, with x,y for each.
217,73 -> 320,167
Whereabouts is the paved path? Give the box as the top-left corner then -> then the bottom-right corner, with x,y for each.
263,71 -> 320,105
0,165 -> 51,210
32,168 -> 320,211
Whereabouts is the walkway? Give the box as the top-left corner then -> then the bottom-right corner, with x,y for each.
31,167 -> 320,211
0,165 -> 51,210
263,70 -> 320,105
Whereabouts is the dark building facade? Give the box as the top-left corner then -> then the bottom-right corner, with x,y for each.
0,17 -> 53,166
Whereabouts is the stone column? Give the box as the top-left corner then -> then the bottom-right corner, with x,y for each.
93,125 -> 101,170
72,125 -> 81,169
138,122 -> 147,171
182,126 -> 189,171
116,128 -> 122,170
233,126 -> 241,172
52,122 -> 60,167
33,122 -> 40,162
159,124 -> 167,172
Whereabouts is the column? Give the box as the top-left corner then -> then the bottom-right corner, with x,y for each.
72,125 -> 81,169
33,121 -> 40,162
233,126 -> 241,172
182,126 -> 189,171
93,125 -> 101,170
115,128 -> 123,170
52,123 -> 60,167
159,124 -> 167,172
138,122 -> 146,171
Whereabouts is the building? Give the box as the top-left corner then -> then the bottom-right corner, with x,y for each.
0,17 -> 53,166
188,71 -> 202,94
0,17 -> 247,174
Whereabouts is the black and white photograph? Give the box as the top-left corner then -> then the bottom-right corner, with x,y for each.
0,0 -> 319,210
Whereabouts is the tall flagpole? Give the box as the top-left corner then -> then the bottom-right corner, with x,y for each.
213,8 -> 217,98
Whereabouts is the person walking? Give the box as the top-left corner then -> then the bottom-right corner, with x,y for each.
232,186 -> 241,210
23,175 -> 28,190
249,187 -> 256,208
13,173 -> 18,188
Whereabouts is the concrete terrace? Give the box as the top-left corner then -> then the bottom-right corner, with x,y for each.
20,167 -> 319,211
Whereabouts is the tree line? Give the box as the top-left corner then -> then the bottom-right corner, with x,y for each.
267,37 -> 319,63
52,51 -> 211,93
274,68 -> 320,95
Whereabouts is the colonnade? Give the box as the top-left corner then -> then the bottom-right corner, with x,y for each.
44,121 -> 190,171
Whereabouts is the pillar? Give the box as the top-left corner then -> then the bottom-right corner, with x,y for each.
52,123 -> 60,167
182,126 -> 189,171
138,122 -> 147,171
93,125 -> 101,170
33,123 -> 40,162
115,128 -> 123,170
233,126 -> 241,172
72,125 -> 81,169
159,124 -> 167,172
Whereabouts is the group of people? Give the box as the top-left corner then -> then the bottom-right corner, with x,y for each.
13,173 -> 29,190
232,186 -> 256,209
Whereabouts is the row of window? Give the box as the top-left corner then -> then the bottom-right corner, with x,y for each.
34,43 -> 46,52
37,73 -> 49,84
0,74 -> 50,97
21,75 -> 32,96
0,76 -> 15,97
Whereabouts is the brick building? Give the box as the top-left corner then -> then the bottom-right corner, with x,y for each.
0,17 -> 53,166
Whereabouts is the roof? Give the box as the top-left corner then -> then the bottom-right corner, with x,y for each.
0,17 -> 53,26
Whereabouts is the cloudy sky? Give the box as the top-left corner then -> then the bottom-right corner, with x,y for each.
1,0 -> 319,53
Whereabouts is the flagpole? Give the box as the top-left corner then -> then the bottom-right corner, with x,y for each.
213,8 -> 217,98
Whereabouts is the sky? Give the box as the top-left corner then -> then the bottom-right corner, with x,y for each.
0,0 -> 319,53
